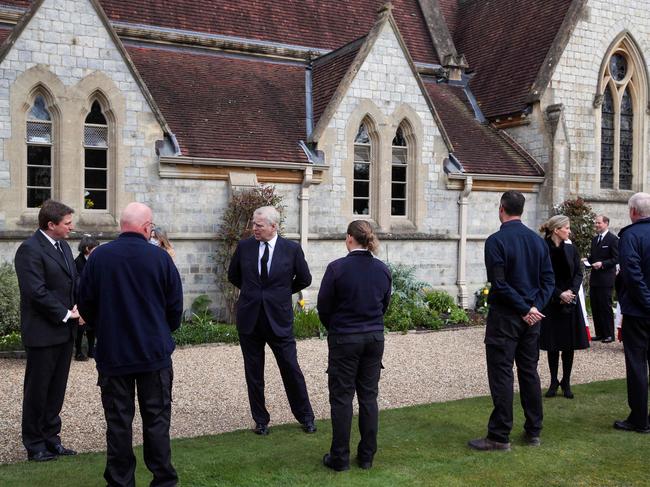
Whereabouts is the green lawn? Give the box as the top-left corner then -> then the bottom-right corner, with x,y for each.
1,379 -> 646,486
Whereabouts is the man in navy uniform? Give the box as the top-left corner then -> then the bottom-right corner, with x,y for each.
78,202 -> 183,487
587,215 -> 618,342
614,192 -> 650,433
469,191 -> 554,451
15,199 -> 80,461
228,205 -> 315,436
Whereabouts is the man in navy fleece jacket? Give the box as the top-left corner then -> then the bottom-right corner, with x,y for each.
78,202 -> 183,487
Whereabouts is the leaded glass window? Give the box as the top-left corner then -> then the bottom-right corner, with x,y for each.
84,101 -> 108,210
600,87 -> 614,189
26,95 -> 52,207
353,123 -> 371,215
391,126 -> 407,216
620,88 -> 633,190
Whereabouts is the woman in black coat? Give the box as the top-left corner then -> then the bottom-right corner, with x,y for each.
317,220 -> 392,472
539,215 -> 589,399
74,235 -> 100,360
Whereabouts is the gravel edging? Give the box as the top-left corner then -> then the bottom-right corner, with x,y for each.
0,326 -> 627,465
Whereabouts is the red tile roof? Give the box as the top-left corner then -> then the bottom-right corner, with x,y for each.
311,38 -> 364,129
425,81 -> 543,177
437,0 -> 460,37
126,45 -> 308,162
100,0 -> 438,65
0,25 -> 12,44
454,0 -> 572,118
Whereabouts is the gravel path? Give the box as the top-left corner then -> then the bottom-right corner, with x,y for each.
0,326 -> 627,465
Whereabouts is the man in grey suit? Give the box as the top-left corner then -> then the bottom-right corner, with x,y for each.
14,200 -> 80,461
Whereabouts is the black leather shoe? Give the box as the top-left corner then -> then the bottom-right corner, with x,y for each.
74,354 -> 88,361
253,423 -> 269,436
545,380 -> 559,398
48,444 -> 77,456
592,336 -> 603,341
28,450 -> 57,462
614,419 -> 650,433
468,437 -> 511,451
602,336 -> 614,343
560,380 -> 574,399
322,453 -> 349,472
357,457 -> 373,469
301,420 -> 317,433
523,432 -> 541,447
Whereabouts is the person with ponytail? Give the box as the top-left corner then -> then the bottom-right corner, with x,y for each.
538,215 -> 589,399
317,220 -> 392,471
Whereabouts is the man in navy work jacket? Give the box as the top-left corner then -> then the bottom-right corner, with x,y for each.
14,199 -> 80,462
469,190 -> 554,451
78,202 -> 183,487
614,192 -> 650,434
228,205 -> 315,436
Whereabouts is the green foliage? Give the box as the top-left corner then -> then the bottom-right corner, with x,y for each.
383,268 -> 465,332
0,331 -> 22,351
0,262 -> 20,336
293,305 -> 325,339
173,321 -> 239,346
214,185 -> 284,324
422,289 -> 456,314
552,197 -> 596,258
190,294 -> 214,326
474,283 -> 490,315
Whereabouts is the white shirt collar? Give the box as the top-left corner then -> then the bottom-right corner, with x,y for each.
39,229 -> 58,246
599,229 -> 609,238
261,233 -> 278,249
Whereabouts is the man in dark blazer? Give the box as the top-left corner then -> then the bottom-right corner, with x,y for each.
228,205 -> 315,435
78,202 -> 183,487
588,215 -> 619,342
468,191 -> 554,451
614,193 -> 650,433
14,199 -> 80,462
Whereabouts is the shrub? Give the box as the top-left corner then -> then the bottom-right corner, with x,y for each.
293,304 -> 324,339
215,185 -> 284,323
173,321 -> 239,346
552,197 -> 596,258
422,289 -> 456,314
448,307 -> 469,325
387,263 -> 427,304
0,331 -> 22,351
0,263 -> 20,336
474,284 -> 490,315
190,294 -> 214,325
411,306 -> 444,330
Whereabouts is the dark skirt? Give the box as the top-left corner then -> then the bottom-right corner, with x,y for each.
539,299 -> 589,351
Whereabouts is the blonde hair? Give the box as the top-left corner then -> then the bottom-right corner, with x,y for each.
153,226 -> 176,259
539,215 -> 570,238
347,220 -> 379,254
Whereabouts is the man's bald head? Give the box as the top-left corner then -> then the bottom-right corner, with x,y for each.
120,202 -> 154,238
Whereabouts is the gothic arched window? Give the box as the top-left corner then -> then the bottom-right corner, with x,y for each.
391,125 -> 408,216
83,100 -> 109,210
26,95 -> 53,207
353,121 -> 372,215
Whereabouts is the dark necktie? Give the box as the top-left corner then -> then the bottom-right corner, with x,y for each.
55,241 -> 71,273
260,242 -> 269,282
597,235 -> 603,246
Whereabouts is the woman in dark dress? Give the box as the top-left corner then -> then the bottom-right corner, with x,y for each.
317,220 -> 392,471
74,235 -> 100,360
539,215 -> 589,399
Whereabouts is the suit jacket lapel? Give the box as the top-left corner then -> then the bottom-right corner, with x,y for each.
36,231 -> 72,277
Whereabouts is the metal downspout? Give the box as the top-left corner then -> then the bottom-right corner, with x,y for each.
457,176 -> 473,308
300,64 -> 314,251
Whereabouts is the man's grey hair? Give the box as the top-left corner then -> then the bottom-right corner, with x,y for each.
254,206 -> 280,226
629,192 -> 650,218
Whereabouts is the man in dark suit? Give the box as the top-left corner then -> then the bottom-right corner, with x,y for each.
469,191 -> 554,451
613,193 -> 650,433
78,202 -> 183,487
588,215 -> 619,342
228,205 -> 315,435
14,199 -> 80,462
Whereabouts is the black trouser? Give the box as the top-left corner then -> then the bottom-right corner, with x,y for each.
98,367 -> 177,487
590,286 -> 614,338
22,338 -> 74,454
74,323 -> 95,356
238,309 -> 314,426
485,305 -> 543,443
327,332 -> 384,468
621,315 -> 650,429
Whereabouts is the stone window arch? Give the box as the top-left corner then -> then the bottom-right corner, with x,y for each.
25,90 -> 58,208
353,117 -> 379,216
596,33 -> 649,191
391,120 -> 417,218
